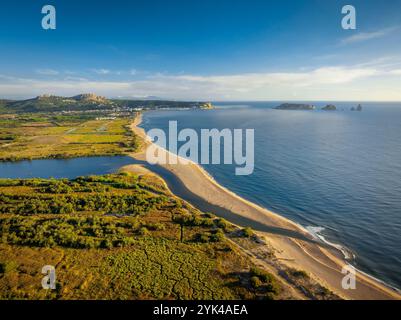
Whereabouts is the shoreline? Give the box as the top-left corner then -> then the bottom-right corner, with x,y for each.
130,112 -> 401,300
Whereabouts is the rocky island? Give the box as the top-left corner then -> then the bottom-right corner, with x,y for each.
275,103 -> 315,110
322,104 -> 337,111
351,104 -> 363,111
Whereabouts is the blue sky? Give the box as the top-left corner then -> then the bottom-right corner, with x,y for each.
1,0 -> 401,100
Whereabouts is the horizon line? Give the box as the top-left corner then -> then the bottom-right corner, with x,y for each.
2,94 -> 401,104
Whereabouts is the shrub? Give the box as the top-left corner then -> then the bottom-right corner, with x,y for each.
250,276 -> 262,289
175,199 -> 183,209
290,269 -> 309,279
250,267 -> 273,282
0,261 -> 18,274
138,227 -> 149,236
210,229 -> 225,242
100,239 -> 113,249
250,267 -> 279,294
215,218 -> 231,231
242,227 -> 254,238
172,213 -> 192,225
200,218 -> 215,227
194,233 -> 210,243
0,214 -> 143,249
203,212 -> 214,218
145,223 -> 166,231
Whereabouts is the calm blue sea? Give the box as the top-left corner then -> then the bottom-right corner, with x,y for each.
141,102 -> 401,290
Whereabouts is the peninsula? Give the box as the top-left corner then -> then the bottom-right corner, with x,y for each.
0,94 -> 212,114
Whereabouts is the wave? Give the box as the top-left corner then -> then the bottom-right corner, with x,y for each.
305,226 -> 355,260
305,225 -> 401,293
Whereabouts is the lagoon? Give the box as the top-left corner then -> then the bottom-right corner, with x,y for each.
0,156 -> 134,179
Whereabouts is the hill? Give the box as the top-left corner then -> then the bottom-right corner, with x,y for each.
2,94 -> 113,113
71,93 -> 109,103
0,94 -> 211,113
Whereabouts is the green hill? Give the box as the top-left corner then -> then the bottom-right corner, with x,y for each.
2,94 -> 113,113
0,94 -> 208,113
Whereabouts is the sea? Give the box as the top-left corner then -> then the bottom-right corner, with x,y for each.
140,101 -> 401,290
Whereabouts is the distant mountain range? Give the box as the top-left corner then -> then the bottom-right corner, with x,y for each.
0,94 -> 211,113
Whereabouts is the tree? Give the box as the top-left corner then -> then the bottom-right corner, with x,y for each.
172,213 -> 192,242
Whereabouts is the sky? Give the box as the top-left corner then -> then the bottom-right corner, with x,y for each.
0,0 -> 401,101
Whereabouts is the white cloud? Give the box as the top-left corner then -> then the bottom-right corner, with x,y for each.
1,64 -> 401,101
35,69 -> 59,75
63,76 -> 89,82
341,27 -> 398,45
91,69 -> 135,76
389,69 -> 401,75
153,66 -> 378,90
91,69 -> 111,75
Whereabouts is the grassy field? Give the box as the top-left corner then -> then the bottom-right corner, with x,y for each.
0,172 -> 286,300
0,114 -> 141,162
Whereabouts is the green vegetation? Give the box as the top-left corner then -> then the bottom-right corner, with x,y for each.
2,215 -> 143,249
215,218 -> 234,232
289,269 -> 309,279
249,267 -> 279,294
0,94 -> 208,114
281,268 -> 339,300
0,173 -> 285,300
242,227 -> 254,238
111,99 -> 208,110
0,114 -> 141,161
0,260 -> 18,274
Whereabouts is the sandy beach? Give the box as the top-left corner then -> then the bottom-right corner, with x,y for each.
129,113 -> 400,300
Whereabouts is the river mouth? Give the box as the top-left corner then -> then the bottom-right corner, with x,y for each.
0,156 -> 134,179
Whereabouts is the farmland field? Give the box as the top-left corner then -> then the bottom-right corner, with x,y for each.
0,114 -> 141,162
